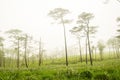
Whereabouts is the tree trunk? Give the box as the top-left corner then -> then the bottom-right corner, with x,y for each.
115,48 -> 119,58
85,37 -> 88,64
100,51 -> 103,61
118,48 -> 120,58
112,45 -> 116,58
2,45 -> 5,68
61,17 -> 68,66
78,38 -> 82,63
87,21 -> 93,66
17,38 -> 20,68
0,50 -> 2,67
24,35 -> 28,68
39,38 -> 42,66
108,47 -> 111,59
95,47 -> 97,61
87,33 -> 93,65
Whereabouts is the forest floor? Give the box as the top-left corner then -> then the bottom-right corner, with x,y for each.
0,58 -> 120,80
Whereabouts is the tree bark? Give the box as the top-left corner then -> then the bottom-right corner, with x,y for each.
108,47 -> 111,59
61,17 -> 68,66
2,45 -> 5,68
78,38 -> 82,63
39,38 -> 42,66
24,35 -> 28,68
85,37 -> 88,64
95,47 -> 97,61
17,38 -> 20,68
87,21 -> 93,66
100,51 -> 103,60
0,50 -> 2,67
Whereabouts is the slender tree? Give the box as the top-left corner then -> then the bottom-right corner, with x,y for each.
85,37 -> 88,64
24,34 -> 28,68
116,17 -> 120,57
77,12 -> 95,65
70,27 -> 83,63
97,40 -> 105,61
39,38 -> 43,66
21,34 -> 33,68
0,37 -> 4,67
6,29 -> 22,68
116,17 -> 120,43
108,17 -> 120,59
48,8 -> 71,66
107,39 -> 112,58
107,38 -> 117,58
94,46 -> 97,61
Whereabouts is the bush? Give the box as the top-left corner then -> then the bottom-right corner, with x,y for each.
109,71 -> 120,80
66,68 -> 74,78
42,74 -> 54,80
80,71 -> 93,79
94,73 -> 109,80
106,69 -> 114,73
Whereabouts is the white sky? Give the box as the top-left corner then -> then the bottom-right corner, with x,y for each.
0,0 -> 120,52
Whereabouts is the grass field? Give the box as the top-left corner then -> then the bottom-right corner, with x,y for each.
0,58 -> 120,80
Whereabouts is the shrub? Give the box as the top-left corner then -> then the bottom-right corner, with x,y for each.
109,71 -> 120,80
42,74 -> 54,80
106,69 -> 114,73
94,73 -> 109,80
80,71 -> 93,79
66,68 -> 74,78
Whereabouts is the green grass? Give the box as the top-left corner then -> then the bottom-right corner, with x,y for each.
0,58 -> 120,80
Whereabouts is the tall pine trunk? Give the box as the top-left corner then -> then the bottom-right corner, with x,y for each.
39,38 -> 42,66
24,35 -> 28,68
0,50 -> 2,67
2,45 -> 5,68
95,47 -> 97,61
17,38 -> 20,68
85,37 -> 88,64
61,17 -> 68,66
87,33 -> 93,65
78,38 -> 82,62
87,22 -> 93,66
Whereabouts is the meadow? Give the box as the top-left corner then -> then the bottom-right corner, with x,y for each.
0,56 -> 120,80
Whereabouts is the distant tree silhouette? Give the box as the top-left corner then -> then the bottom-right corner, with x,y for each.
97,40 -> 105,61
0,37 -> 4,67
70,27 -> 83,63
6,29 -> 22,68
116,17 -> 120,39
20,34 -> 29,68
39,38 -> 43,66
115,17 -> 120,58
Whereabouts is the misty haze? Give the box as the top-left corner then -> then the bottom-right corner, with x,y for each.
0,0 -> 120,80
